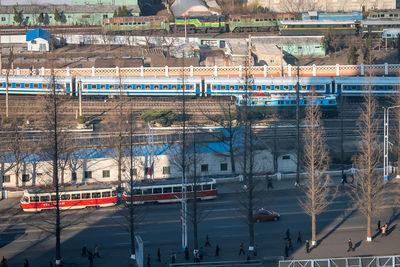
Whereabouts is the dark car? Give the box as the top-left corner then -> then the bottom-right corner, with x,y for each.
253,208 -> 280,222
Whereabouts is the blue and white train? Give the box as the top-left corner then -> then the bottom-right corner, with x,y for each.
0,75 -> 73,95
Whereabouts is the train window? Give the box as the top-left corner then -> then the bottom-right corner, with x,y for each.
61,194 -> 70,200
378,86 -> 384,90
33,84 -> 39,88
126,85 -> 133,89
194,185 -> 202,191
15,83 -> 21,88
389,85 -> 394,90
100,84 -> 106,89
213,85 -> 217,89
256,86 -> 261,90
83,84 -> 88,89
145,85 -> 150,89
230,85 -> 235,90
82,193 -> 91,199
351,85 -> 357,90
132,189 -> 142,195
92,192 -> 101,198
171,85 -> 177,89
71,194 -> 81,200
102,192 -> 111,198
329,100 -> 335,104
266,85 -> 271,90
163,187 -> 172,193
42,84 -> 48,89
239,86 -> 244,90
173,186 -> 182,192
136,85 -> 142,89
24,83 -> 29,88
291,101 -> 296,104
212,183 -> 217,190
286,101 -> 290,104
143,188 -> 152,195
30,196 -> 39,202
284,86 -> 289,90
153,188 -> 162,194
203,184 -> 211,190
189,85 -> 193,89
310,85 -> 316,90
109,84 -> 115,89
40,196 -> 49,202
186,186 -> 193,192
278,101 -> 284,105
221,85 -> 226,90
162,85 -> 168,89
154,85 -> 159,89
51,195 -> 58,201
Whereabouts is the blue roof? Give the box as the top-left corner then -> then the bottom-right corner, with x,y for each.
26,28 -> 50,42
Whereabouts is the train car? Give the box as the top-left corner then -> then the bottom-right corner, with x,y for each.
361,20 -> 400,37
334,76 -> 400,96
0,75 -> 74,95
204,76 -> 333,96
367,9 -> 400,20
174,15 -> 226,33
76,76 -> 202,96
102,16 -> 170,34
280,20 -> 358,36
228,13 -> 296,33
123,178 -> 217,204
234,93 -> 337,117
302,11 -> 363,21
20,185 -> 117,212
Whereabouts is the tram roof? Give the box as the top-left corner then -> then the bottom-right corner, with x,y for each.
24,184 -> 114,194
0,75 -> 73,82
334,76 -> 400,85
205,76 -> 332,85
362,20 -> 400,25
280,19 -> 356,25
76,76 -> 202,83
127,177 -> 216,188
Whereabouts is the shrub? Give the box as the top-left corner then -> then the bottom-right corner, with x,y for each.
77,115 -> 86,124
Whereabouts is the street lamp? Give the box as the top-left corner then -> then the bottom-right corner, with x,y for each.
383,105 -> 400,181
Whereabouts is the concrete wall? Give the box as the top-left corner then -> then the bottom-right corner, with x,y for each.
27,38 -> 49,52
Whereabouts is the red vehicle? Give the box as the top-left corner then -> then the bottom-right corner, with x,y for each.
253,208 -> 280,222
123,178 -> 217,204
20,185 -> 117,212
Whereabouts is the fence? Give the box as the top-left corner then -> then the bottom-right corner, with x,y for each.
279,255 -> 400,267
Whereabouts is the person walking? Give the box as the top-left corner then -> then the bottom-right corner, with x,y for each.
146,253 -> 150,267
205,235 -> 211,247
239,242 -> 245,255
288,238 -> 293,250
94,244 -> 100,258
305,240 -> 310,253
215,245 -> 220,256
23,259 -> 29,267
88,251 -> 94,267
297,232 -> 302,243
157,248 -> 161,262
347,238 -> 353,252
381,225 -> 387,237
285,229 -> 291,240
284,245 -> 289,258
1,256 -> 8,267
184,246 -> 189,260
267,175 -> 273,190
377,220 -> 381,232
171,253 -> 176,264
82,246 -> 87,256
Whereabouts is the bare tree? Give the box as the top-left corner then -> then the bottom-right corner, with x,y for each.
298,91 -> 333,246
280,0 -> 318,13
349,91 -> 384,242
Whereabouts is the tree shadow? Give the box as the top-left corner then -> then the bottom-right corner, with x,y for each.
387,224 -> 397,236
353,240 -> 362,251
314,209 -> 357,248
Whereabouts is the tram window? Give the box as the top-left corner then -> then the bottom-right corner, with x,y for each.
211,184 -> 217,190
154,85 -> 159,89
203,184 -> 211,190
92,192 -> 101,198
30,196 -> 39,202
230,85 -> 235,90
153,188 -> 162,194
126,85 -> 133,89
24,83 -> 29,88
239,86 -> 244,90
100,84 -> 106,89
23,196 -> 28,202
186,185 -> 193,192
40,196 -> 49,202
136,85 -> 142,89
143,188 -> 152,195
145,85 -> 150,89
283,86 -> 289,90
173,186 -> 182,192
266,86 -> 271,90
132,189 -> 142,195
343,85 -> 348,90
51,195 -> 58,201
71,194 -> 81,200
109,85 -> 115,89
15,83 -> 21,88
102,192 -> 111,198
195,185 -> 202,191
83,84 -> 88,89
351,85 -> 357,90
61,194 -> 70,200
112,191 -> 117,196
162,85 -> 168,89
256,86 -> 261,90
172,85 -> 177,89
163,187 -> 172,193
378,86 -> 384,90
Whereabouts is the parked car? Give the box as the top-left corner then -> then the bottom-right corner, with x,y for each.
253,208 -> 280,222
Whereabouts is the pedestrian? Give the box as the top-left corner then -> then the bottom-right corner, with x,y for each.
193,249 -> 200,262
305,240 -> 310,253
284,245 -> 289,258
199,247 -> 204,260
288,238 -> 293,250
253,244 -> 257,256
1,256 -> 7,267
88,250 -> 93,266
215,245 -> 220,256
381,225 -> 387,237
285,228 -> 291,240
94,244 -> 100,257
239,242 -> 245,255
184,246 -> 189,260
341,173 -> 347,184
49,261 -> 53,267
146,253 -> 150,267
157,248 -> 161,262
205,235 -> 211,247
82,245 -> 87,256
267,175 -> 273,190
297,232 -> 302,243
171,253 -> 176,264
246,254 -> 250,262
347,238 -> 353,252
23,259 -> 29,267
377,220 -> 381,232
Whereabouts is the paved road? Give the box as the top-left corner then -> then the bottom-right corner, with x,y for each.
1,178 -> 400,266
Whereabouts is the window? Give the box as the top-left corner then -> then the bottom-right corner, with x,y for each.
153,188 -> 162,194
220,163 -> 228,171
282,155 -> 290,160
82,193 -> 91,199
131,168 -> 137,176
36,173 -> 42,176
82,15 -> 90,19
92,192 -> 101,198
102,170 -> 110,178
103,14 -> 108,19
201,164 -> 208,172
40,196 -> 49,202
71,193 -> 81,200
186,185 -> 193,192
143,188 -> 152,195
203,184 -> 211,190
173,186 -> 182,192
15,83 -> 21,88
22,174 -> 29,182
24,83 -> 29,88
102,192 -> 111,198
1,17 -> 5,22
85,171 -> 92,179
51,195 -> 58,201
42,84 -> 48,89
71,172 -> 77,181
30,196 -> 39,202
162,167 -> 170,175
163,187 -> 172,193
61,194 -> 70,200
132,189 -> 142,195
2,175 -> 10,183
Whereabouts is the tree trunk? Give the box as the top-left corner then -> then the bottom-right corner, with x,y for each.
312,213 -> 316,245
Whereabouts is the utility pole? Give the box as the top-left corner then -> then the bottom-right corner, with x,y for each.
129,104 -> 136,260
181,53 -> 187,251
340,93 -> 344,179
79,80 -> 82,116
295,64 -> 300,186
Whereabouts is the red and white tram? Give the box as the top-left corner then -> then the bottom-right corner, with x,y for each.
20,185 -> 118,212
123,178 -> 218,204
